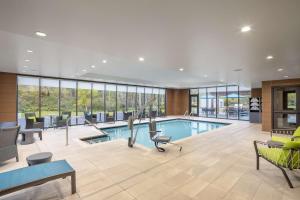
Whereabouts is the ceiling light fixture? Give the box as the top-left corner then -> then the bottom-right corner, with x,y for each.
82,69 -> 87,72
284,75 -> 289,78
241,26 -> 251,32
27,50 -> 33,53
277,68 -> 283,72
25,59 -> 30,62
91,65 -> 95,68
102,59 -> 107,64
179,68 -> 184,71
139,57 -> 145,62
266,55 -> 274,60
23,66 -> 28,68
35,31 -> 47,37
233,68 -> 243,72
204,74 -> 208,78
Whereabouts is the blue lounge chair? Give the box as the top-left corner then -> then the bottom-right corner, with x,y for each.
0,160 -> 76,197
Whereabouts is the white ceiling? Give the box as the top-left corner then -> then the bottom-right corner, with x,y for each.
0,0 -> 299,88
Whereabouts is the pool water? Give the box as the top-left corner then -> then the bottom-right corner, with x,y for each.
83,119 -> 228,148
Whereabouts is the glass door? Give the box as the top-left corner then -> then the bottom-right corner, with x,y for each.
190,95 -> 199,116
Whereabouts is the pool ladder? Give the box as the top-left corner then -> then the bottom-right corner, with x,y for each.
184,111 -> 193,119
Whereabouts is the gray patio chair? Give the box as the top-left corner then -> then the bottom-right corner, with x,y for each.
149,120 -> 182,152
25,112 -> 44,129
0,126 -> 20,163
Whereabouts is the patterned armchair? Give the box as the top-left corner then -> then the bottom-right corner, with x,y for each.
25,112 -> 44,129
0,126 -> 20,163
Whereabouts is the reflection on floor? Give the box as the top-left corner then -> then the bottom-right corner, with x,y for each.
0,116 -> 299,200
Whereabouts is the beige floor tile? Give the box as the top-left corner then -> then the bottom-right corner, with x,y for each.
193,184 -> 226,200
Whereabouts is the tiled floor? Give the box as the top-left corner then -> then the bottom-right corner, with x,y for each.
1,116 -> 300,200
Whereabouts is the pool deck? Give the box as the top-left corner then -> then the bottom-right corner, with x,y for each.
0,116 -> 300,200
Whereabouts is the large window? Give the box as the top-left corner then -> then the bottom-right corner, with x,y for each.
60,80 -> 77,125
152,88 -> 159,114
77,82 -> 92,124
190,85 -> 250,120
227,86 -> 239,119
127,86 -> 136,113
117,85 -> 127,120
105,84 -> 116,119
159,89 -> 166,116
17,76 -> 166,126
145,88 -> 153,116
199,88 -> 207,117
18,77 -> 39,128
40,79 -> 59,128
137,87 -> 145,114
217,87 -> 227,118
207,88 -> 217,118
239,87 -> 250,120
92,83 -> 105,122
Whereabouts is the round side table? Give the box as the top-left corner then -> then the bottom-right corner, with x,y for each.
26,152 -> 53,166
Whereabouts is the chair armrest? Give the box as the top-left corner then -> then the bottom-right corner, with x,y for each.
270,129 -> 295,137
291,136 -> 300,141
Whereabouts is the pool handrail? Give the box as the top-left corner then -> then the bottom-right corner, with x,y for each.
65,116 -> 102,146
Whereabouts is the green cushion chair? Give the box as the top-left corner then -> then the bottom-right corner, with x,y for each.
254,140 -> 300,188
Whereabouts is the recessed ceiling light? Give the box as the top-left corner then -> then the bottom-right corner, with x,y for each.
220,79 -> 224,82
277,68 -> 283,72
91,65 -> 95,68
102,59 -> 107,64
179,68 -> 184,71
241,26 -> 251,32
266,55 -> 274,60
35,31 -> 47,37
23,66 -> 28,68
284,75 -> 289,78
233,68 -> 243,72
82,69 -> 87,72
139,57 -> 145,62
27,49 -> 33,53
25,59 -> 30,62
203,74 -> 208,78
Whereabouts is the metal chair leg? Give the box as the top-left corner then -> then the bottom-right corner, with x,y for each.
280,168 -> 294,188
155,142 -> 165,152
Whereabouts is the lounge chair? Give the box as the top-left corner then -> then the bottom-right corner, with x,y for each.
105,112 -> 115,123
271,127 -> 300,144
25,112 -> 44,130
55,111 -> 71,128
254,140 -> 300,188
149,120 -> 182,152
0,160 -> 76,197
0,126 -> 20,163
84,112 -> 97,124
123,111 -> 133,120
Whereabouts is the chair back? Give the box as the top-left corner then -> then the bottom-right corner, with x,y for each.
149,121 -> 157,139
0,126 -> 20,148
25,112 -> 36,119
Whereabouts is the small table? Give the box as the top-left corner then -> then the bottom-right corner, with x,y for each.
266,140 -> 284,148
26,152 -> 53,166
19,129 -> 43,145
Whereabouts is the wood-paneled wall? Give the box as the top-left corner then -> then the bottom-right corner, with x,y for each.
166,89 -> 189,115
262,78 -> 300,131
251,88 -> 262,97
0,72 -> 17,122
